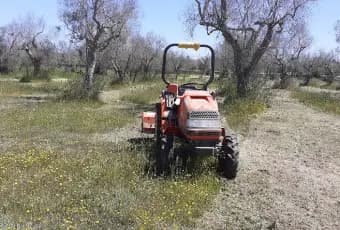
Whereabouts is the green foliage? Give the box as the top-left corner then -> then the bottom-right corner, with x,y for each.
62,75 -> 109,100
49,69 -> 81,79
218,80 -> 267,130
307,78 -> 325,88
19,69 -> 52,82
36,69 -> 52,81
217,79 -> 238,102
19,74 -> 33,83
292,90 -> 340,115
223,98 -> 267,131
62,77 -> 89,100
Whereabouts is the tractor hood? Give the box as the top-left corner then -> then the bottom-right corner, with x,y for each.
178,90 -> 221,131
182,90 -> 219,111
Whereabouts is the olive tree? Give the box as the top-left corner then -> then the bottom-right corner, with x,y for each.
215,41 -> 234,79
137,33 -> 165,79
60,0 -> 137,95
0,27 -> 11,73
21,17 -> 45,77
300,51 -> 339,86
187,0 -> 315,97
335,20 -> 340,44
3,15 -> 57,78
270,20 -> 311,88
101,33 -> 138,81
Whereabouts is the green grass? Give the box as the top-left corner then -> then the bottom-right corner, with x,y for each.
120,82 -> 164,104
0,70 -> 80,80
306,78 -> 324,88
223,99 -> 267,131
0,100 -> 134,135
320,82 -> 340,90
219,80 -> 267,130
292,90 -> 340,115
0,81 -> 220,228
49,69 -> 81,79
118,76 -> 217,105
0,81 -> 37,96
0,142 -> 220,229
0,81 -> 66,96
304,78 -> 340,91
0,72 -> 21,79
0,77 -> 239,228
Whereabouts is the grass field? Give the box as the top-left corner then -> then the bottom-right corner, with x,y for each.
0,74 -> 270,228
119,81 -> 164,105
292,90 -> 340,115
224,99 -> 267,130
0,78 -> 223,228
0,143 -> 220,228
0,101 -> 134,136
0,81 -> 66,96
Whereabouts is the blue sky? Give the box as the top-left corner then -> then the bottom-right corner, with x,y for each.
0,0 -> 339,53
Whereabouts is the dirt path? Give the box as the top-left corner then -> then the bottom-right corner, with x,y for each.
195,90 -> 340,230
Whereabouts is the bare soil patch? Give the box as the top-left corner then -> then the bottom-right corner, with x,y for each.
195,90 -> 340,229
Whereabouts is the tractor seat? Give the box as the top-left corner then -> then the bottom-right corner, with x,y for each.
178,85 -> 198,96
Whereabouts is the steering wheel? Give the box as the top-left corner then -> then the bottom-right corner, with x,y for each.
180,82 -> 205,90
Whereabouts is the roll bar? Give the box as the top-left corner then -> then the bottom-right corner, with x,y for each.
161,43 -> 215,90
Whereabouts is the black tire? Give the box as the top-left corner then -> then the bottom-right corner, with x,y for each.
156,135 -> 173,175
155,103 -> 161,146
155,103 -> 163,175
171,146 -> 188,175
218,134 -> 239,179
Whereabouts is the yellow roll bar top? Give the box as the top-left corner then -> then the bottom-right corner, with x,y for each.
178,42 -> 200,51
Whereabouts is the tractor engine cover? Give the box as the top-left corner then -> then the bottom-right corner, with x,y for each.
178,90 -> 222,141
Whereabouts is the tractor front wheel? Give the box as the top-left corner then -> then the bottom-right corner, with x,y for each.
218,135 -> 239,179
156,135 -> 173,176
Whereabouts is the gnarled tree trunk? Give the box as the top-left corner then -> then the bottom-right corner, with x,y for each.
84,47 -> 97,93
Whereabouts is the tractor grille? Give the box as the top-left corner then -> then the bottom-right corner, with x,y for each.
188,111 -> 220,120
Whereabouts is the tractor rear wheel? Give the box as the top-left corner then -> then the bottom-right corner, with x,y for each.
156,135 -> 173,175
155,103 -> 163,175
218,135 -> 239,179
155,103 -> 161,146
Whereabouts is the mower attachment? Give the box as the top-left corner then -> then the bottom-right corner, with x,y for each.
142,112 -> 156,133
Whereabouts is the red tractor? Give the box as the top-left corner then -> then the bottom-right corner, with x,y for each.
142,43 -> 239,179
